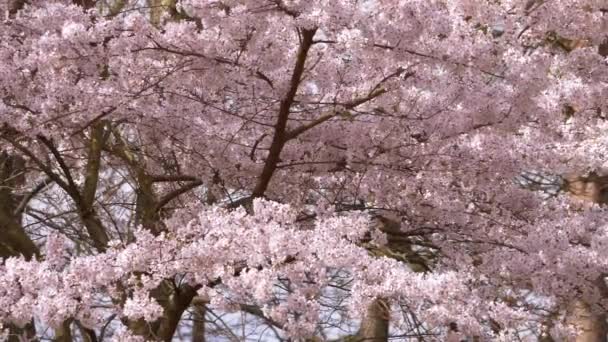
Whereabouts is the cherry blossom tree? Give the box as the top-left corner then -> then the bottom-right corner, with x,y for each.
0,0 -> 607,341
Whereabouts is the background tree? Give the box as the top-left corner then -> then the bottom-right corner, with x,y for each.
0,0 -> 607,341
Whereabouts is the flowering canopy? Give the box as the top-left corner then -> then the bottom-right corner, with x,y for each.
0,0 -> 607,340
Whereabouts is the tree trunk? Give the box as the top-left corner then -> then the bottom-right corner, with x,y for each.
155,285 -> 198,341
567,300 -> 607,342
0,152 -> 39,340
191,303 -> 206,342
0,151 -> 39,259
53,320 -> 73,342
357,298 -> 389,342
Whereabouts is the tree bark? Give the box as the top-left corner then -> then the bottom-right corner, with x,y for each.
0,151 -> 39,340
53,320 -> 73,342
567,300 -> 607,342
155,285 -> 198,341
191,302 -> 206,342
356,298 -> 389,342
149,0 -> 177,27
0,151 -> 39,259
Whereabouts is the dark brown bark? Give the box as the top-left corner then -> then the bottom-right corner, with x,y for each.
2,86 -> 109,258
0,151 -> 39,259
156,285 -> 198,341
5,321 -> 36,342
73,0 -> 97,9
6,0 -> 26,16
33,135 -> 109,251
124,282 -> 199,341
105,133 -> 201,340
0,151 -> 39,340
251,28 -> 317,198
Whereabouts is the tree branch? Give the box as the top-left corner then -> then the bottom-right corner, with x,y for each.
154,179 -> 204,212
3,136 -> 72,195
82,122 -> 107,208
14,177 -> 53,217
251,27 -> 317,198
150,175 -> 200,183
285,88 -> 387,141
36,135 -> 82,202
285,69 -> 413,141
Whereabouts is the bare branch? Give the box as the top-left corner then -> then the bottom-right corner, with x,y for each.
14,177 -> 53,217
36,135 -> 82,202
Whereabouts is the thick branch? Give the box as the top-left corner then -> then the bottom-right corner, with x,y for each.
4,137 -> 72,195
82,122 -> 107,208
251,27 -> 317,198
357,298 -> 390,342
37,135 -> 82,202
0,152 -> 39,260
271,0 -> 300,17
156,284 -> 199,341
73,0 -> 96,9
150,175 -> 200,183
154,179 -> 203,212
72,106 -> 117,137
285,69 -> 413,141
7,0 -> 27,16
13,177 -> 53,217
37,135 -> 109,251
285,88 -> 388,140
